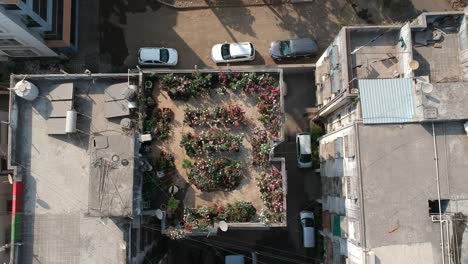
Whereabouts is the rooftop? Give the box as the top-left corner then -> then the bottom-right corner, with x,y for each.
9,74 -> 139,263
358,121 -> 468,262
349,28 -> 403,79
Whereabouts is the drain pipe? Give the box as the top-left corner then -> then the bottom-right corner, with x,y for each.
432,122 -> 445,264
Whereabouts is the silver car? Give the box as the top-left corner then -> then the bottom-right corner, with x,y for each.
300,211 -> 315,248
138,47 -> 178,66
269,38 -> 318,60
211,42 -> 255,63
296,133 -> 313,168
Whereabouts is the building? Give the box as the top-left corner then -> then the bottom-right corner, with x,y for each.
7,73 -> 144,263
316,7 -> 468,264
0,0 -> 79,59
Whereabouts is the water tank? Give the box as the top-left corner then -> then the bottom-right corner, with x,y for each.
14,80 -> 39,101
65,110 -> 77,133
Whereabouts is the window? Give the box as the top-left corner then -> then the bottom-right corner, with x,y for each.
1,49 -> 38,57
302,217 -> 315,227
280,41 -> 291,56
6,200 -> 12,213
0,39 -> 21,47
429,200 -> 449,214
159,49 -> 169,62
221,44 -> 231,60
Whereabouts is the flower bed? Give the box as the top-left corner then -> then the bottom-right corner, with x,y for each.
180,129 -> 243,156
184,105 -> 247,128
161,73 -> 213,100
252,129 -> 271,167
187,157 -> 243,191
257,166 -> 284,222
183,201 -> 256,230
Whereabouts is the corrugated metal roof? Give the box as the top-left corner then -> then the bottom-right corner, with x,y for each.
359,78 -> 414,124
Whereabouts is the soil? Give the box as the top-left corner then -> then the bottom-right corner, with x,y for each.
151,78 -> 278,214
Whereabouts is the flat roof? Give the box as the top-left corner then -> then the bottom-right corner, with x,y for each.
10,75 -> 137,263
358,122 -> 468,259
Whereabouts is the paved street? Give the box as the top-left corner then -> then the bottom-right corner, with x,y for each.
98,0 -> 360,70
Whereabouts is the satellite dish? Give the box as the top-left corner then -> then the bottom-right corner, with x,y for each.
409,60 -> 420,70
119,242 -> 126,250
421,83 -> 433,94
7,174 -> 13,184
218,221 -> 228,232
155,209 -> 164,220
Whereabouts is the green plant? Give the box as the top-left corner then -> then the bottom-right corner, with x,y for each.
167,196 -> 180,210
182,159 -> 192,169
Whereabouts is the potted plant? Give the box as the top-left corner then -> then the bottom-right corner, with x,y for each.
156,151 -> 175,177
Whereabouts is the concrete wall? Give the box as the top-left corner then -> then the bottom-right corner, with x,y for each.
458,10 -> 468,81
0,7 -> 57,57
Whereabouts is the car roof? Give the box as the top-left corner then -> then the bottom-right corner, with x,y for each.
297,134 -> 312,154
225,255 -> 245,264
229,43 -> 252,57
289,38 -> 318,54
139,48 -> 160,61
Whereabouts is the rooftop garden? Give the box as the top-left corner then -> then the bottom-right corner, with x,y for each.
139,70 -> 286,236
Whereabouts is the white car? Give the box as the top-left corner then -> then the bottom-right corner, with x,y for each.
211,42 -> 255,63
300,211 -> 315,248
138,47 -> 178,66
296,133 -> 313,168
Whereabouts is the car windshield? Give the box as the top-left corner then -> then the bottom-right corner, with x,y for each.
160,49 -> 169,62
280,41 -> 291,56
302,218 -> 314,227
221,44 -> 231,60
300,153 -> 312,163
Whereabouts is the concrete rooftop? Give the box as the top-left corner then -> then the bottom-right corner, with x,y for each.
10,75 -> 137,264
358,122 -> 468,263
349,28 -> 402,79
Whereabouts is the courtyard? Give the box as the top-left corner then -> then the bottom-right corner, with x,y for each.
140,69 -> 287,232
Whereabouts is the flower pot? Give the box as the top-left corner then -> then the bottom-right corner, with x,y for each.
145,80 -> 153,89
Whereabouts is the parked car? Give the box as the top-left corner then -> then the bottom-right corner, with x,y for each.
296,133 -> 313,168
138,47 -> 178,66
269,38 -> 318,60
211,42 -> 255,63
300,211 -> 315,248
225,252 -> 257,264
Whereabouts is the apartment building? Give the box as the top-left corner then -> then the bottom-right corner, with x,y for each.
0,0 -> 78,59
316,7 -> 468,264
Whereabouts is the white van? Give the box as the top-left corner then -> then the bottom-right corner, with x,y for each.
300,211 -> 315,248
296,133 -> 313,168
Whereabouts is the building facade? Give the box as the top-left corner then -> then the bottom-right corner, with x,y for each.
0,0 -> 78,59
